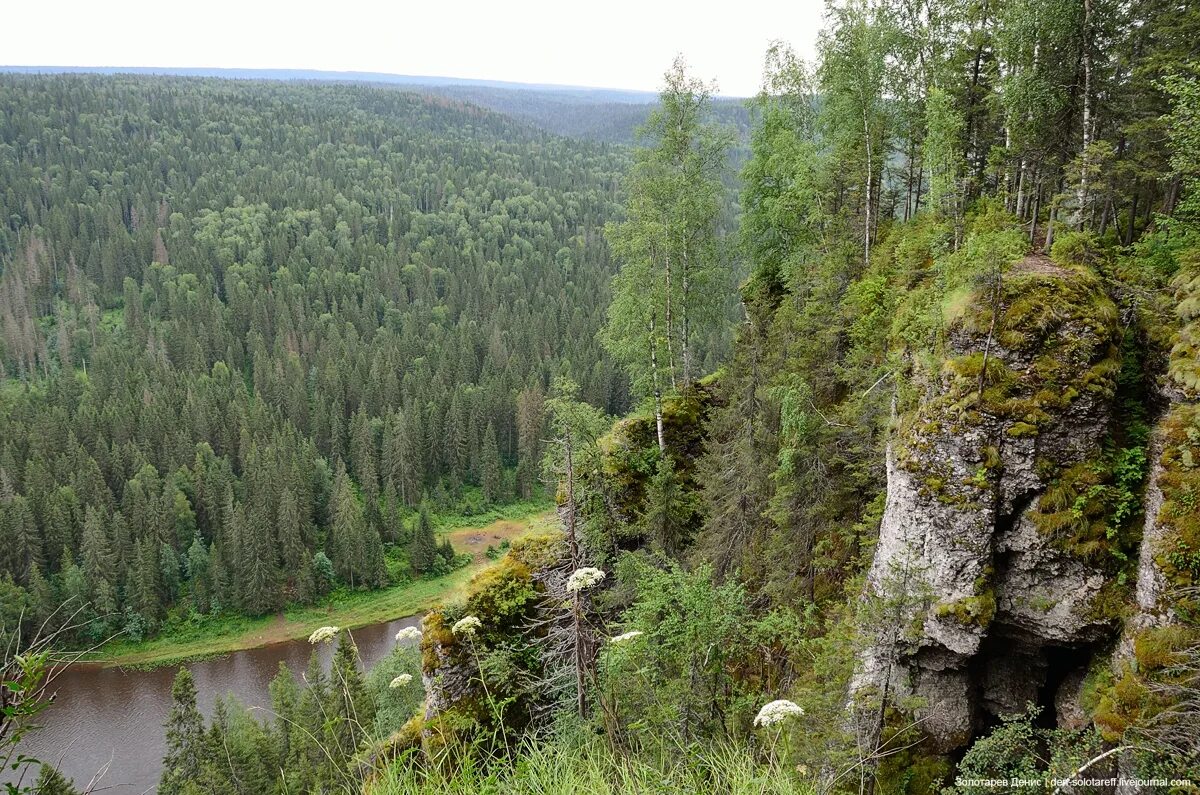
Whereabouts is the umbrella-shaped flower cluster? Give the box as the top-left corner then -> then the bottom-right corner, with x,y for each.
452,615 -> 482,638
395,626 -> 422,643
753,699 -> 804,728
308,626 -> 339,645
565,567 -> 606,593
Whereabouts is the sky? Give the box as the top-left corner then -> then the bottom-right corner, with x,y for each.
4,0 -> 825,97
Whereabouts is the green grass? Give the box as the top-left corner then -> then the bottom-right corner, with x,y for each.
87,503 -> 553,669
88,567 -> 483,669
372,733 -> 816,795
430,496 -> 554,531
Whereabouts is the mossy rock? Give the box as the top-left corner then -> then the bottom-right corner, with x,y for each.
1082,577 -> 1131,623
1132,624 -> 1195,671
1092,663 -> 1150,743
1166,255 -> 1200,398
359,713 -> 425,783
1006,421 -> 1039,438
942,266 -> 1121,426
1031,459 -> 1139,566
1154,403 -> 1200,587
423,531 -> 564,668
876,750 -> 952,795
420,609 -> 456,672
935,592 -> 996,628
383,713 -> 425,757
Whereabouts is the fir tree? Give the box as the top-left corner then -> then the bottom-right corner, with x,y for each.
276,487 -> 305,575
329,461 -> 368,589
329,632 -> 373,763
159,543 -> 182,603
239,501 -> 279,615
481,421 -> 502,505
34,764 -> 79,795
408,504 -> 439,575
185,538 -> 212,614
160,669 -> 204,795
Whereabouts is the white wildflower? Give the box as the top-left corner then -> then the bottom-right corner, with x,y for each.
753,699 -> 804,728
395,626 -> 422,643
389,674 -> 414,688
609,630 -> 644,645
452,615 -> 482,638
308,626 -> 339,645
565,567 -> 606,593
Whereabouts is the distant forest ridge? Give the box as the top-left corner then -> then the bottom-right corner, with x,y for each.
0,65 -> 665,101
0,66 -> 753,144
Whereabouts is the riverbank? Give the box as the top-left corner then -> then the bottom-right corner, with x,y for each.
85,506 -> 557,669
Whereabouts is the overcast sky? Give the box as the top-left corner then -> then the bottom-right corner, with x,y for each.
5,0 -> 825,97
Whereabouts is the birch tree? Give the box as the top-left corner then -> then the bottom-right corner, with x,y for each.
601,57 -> 731,452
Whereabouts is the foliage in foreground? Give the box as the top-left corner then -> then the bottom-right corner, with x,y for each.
155,631 -> 423,795
370,730 -> 815,795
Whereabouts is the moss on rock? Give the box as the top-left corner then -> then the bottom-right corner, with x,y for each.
1154,403 -> 1200,589
935,592 -> 997,628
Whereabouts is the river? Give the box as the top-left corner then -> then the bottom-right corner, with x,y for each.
10,614 -> 423,794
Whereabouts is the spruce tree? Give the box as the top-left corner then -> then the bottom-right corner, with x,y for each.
311,551 -> 335,596
276,487 -> 305,575
10,496 -> 41,583
515,384 -> 545,499
240,501 -> 279,614
185,538 -> 212,614
160,669 -> 204,795
481,421 -> 502,505
132,538 -> 161,625
80,507 -> 114,586
329,632 -> 373,763
57,551 -> 88,635
34,764 -> 79,795
159,543 -> 181,603
328,461 -> 367,589
438,537 -> 457,566
268,662 -> 301,764
294,651 -> 329,788
408,504 -> 439,575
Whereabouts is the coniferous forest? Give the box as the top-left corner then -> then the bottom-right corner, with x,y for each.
4,0 -> 1200,792
0,76 -> 638,638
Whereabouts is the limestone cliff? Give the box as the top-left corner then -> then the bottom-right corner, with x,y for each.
856,255 -> 1132,752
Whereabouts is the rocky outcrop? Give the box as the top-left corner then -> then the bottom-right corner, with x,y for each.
420,611 -> 476,722
855,264 -> 1126,752
418,532 -> 565,745
1104,259 -> 1200,789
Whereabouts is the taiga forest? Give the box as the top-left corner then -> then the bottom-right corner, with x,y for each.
1,0 -> 1200,793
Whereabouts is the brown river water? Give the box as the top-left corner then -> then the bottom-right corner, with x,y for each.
9,614 -> 423,794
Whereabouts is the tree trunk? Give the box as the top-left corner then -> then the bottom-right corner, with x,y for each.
649,311 -> 666,454
1125,190 -> 1138,246
863,105 -> 872,267
1163,174 -> 1182,216
1043,200 -> 1057,254
904,138 -> 915,222
1075,0 -> 1093,229
913,156 -> 924,216
663,252 -> 677,392
564,436 -> 579,567
681,247 -> 691,392
1015,159 -> 1026,220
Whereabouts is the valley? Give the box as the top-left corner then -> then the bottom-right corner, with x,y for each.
2,1 -> 1200,792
